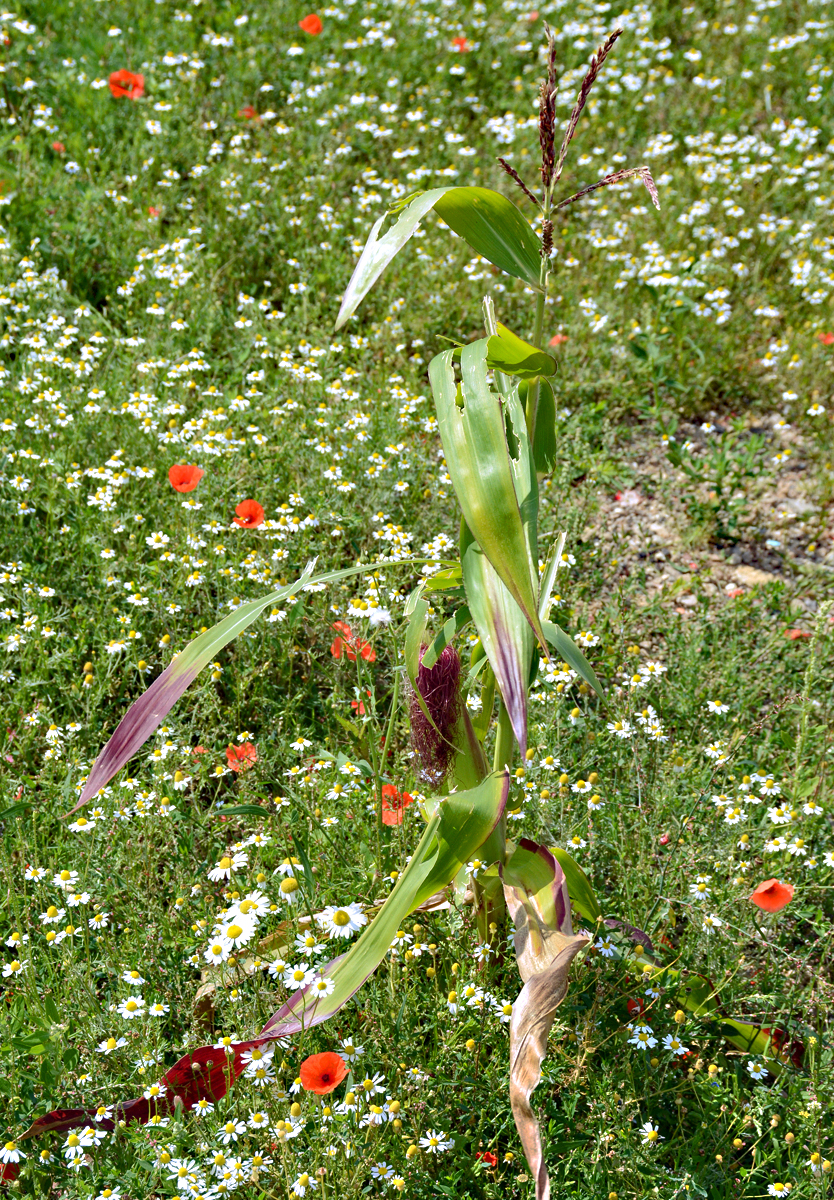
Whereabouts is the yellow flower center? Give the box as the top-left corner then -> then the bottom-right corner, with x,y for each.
125,1001 -> 138,1012
332,909 -> 351,926
106,1037 -> 117,1050
60,870 -> 71,881
218,856 -> 232,869
226,924 -> 243,939
281,878 -> 299,894
46,905 -> 58,918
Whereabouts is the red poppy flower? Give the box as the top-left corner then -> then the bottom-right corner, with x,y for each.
749,878 -> 794,913
549,333 -> 569,346
817,332 -> 834,346
476,1150 -> 498,1167
226,742 -> 257,773
148,205 -> 160,218
52,141 -> 65,154
626,997 -> 645,1018
233,499 -> 265,529
168,463 -> 204,493
238,105 -> 259,121
785,628 -> 812,640
109,69 -> 145,101
299,13 -> 323,34
299,1051 -> 347,1095
452,35 -> 469,51
381,784 -> 415,826
330,621 -> 375,663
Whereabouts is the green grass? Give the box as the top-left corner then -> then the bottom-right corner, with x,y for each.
1,0 -> 833,1196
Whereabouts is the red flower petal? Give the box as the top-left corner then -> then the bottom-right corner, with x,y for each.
233,499 -> 265,529
380,784 -> 415,826
226,742 -> 257,773
299,1051 -> 347,1095
749,878 -> 794,913
108,69 -> 145,100
299,13 -> 323,34
168,463 -> 204,493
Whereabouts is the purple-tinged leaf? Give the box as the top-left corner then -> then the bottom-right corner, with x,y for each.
73,562 -> 317,810
461,521 -> 533,757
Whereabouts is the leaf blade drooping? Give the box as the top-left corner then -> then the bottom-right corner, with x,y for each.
502,841 -> 590,1200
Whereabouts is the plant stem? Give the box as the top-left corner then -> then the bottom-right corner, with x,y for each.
525,212 -> 551,441
492,699 -> 514,773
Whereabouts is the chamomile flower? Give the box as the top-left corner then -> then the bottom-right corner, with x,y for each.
639,1121 -> 662,1145
208,851 -> 248,881
316,902 -> 367,938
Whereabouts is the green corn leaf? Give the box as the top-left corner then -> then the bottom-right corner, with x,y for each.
404,595 -> 439,734
471,663 -> 495,743
551,847 -> 602,923
335,188 -> 450,330
429,340 -> 544,651
658,969 -> 799,1072
486,323 -> 556,381
541,620 -> 605,700
433,188 -> 544,292
538,531 -> 567,621
336,187 -> 542,333
420,606 -> 471,671
532,377 -> 559,474
260,772 -> 508,1040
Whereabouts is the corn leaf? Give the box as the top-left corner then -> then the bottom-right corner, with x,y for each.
335,188 -> 450,330
75,558 -> 412,810
255,771 -> 509,1041
541,620 -> 604,700
420,606 -> 471,670
532,377 -> 559,475
429,341 -> 545,650
503,840 -> 590,1200
336,187 -> 542,332
461,520 -> 534,757
433,187 -> 544,292
486,323 -> 556,381
551,847 -> 602,924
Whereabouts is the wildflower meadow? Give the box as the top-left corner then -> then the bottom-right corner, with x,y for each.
1,0 -> 833,1198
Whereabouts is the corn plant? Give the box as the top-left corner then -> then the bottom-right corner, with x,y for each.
21,27 -> 667,1199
